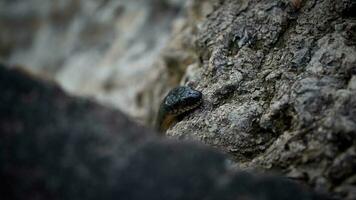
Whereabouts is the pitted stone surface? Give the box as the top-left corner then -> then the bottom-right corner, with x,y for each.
166,0 -> 356,198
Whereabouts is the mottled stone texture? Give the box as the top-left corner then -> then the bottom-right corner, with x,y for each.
165,0 -> 356,199
0,65 -> 327,199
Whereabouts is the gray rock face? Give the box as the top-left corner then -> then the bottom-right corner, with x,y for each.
0,65 -> 325,200
1,0 -> 355,198
165,0 -> 356,198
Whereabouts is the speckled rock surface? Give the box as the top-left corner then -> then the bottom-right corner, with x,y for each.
166,0 -> 356,199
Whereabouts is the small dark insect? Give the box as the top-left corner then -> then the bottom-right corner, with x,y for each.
156,86 -> 202,133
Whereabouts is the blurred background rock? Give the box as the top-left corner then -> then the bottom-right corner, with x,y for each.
0,0 -> 191,125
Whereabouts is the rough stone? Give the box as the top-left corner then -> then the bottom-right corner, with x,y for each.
165,0 -> 356,198
1,0 -> 355,199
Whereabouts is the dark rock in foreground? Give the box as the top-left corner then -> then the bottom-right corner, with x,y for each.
0,65 -> 329,199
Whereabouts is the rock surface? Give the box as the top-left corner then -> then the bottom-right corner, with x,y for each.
0,65 -> 326,200
1,0 -> 355,199
164,0 -> 356,199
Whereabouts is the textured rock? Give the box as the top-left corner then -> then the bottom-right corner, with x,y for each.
165,0 -> 356,199
0,65 -> 326,200
1,0 -> 355,199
